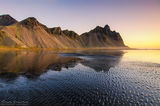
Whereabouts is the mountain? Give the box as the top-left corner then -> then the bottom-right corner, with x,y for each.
0,14 -> 127,49
0,14 -> 18,26
81,25 -> 125,47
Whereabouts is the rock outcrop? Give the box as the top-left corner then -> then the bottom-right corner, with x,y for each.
0,14 -> 18,26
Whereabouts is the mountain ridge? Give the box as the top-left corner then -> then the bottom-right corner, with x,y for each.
0,14 -> 127,49
0,14 -> 18,26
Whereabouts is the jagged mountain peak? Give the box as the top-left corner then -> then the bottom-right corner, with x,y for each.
0,14 -> 12,18
81,24 -> 126,47
104,24 -> 110,30
20,17 -> 42,28
24,17 -> 38,21
0,14 -> 18,26
91,25 -> 111,33
90,26 -> 104,33
95,26 -> 103,29
62,30 -> 80,39
52,27 -> 62,31
49,27 -> 63,35
49,27 -> 80,39
63,29 -> 79,35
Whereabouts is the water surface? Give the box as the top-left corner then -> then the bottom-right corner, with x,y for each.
0,50 -> 159,105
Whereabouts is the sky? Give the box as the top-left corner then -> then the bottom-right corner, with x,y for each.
0,0 -> 160,49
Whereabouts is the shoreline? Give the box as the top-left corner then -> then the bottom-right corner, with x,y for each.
0,47 -> 159,51
0,47 -> 129,50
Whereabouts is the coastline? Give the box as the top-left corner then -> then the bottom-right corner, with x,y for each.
0,46 -> 129,50
0,46 -> 159,52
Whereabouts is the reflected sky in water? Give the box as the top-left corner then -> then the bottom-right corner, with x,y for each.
0,50 -> 159,105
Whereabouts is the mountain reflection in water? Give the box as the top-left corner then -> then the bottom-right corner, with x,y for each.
60,50 -> 123,72
0,50 -> 123,80
0,50 -> 82,79
1,50 -> 159,105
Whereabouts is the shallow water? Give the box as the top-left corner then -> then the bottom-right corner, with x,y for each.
0,50 -> 159,105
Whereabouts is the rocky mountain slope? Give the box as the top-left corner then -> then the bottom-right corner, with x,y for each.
81,25 -> 125,47
0,14 -> 127,49
0,15 -> 18,26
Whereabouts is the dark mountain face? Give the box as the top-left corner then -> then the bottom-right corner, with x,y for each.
0,14 -> 127,48
81,25 -> 125,47
63,30 -> 80,39
20,17 -> 48,29
48,27 -> 80,39
49,27 -> 63,35
0,15 -> 18,26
